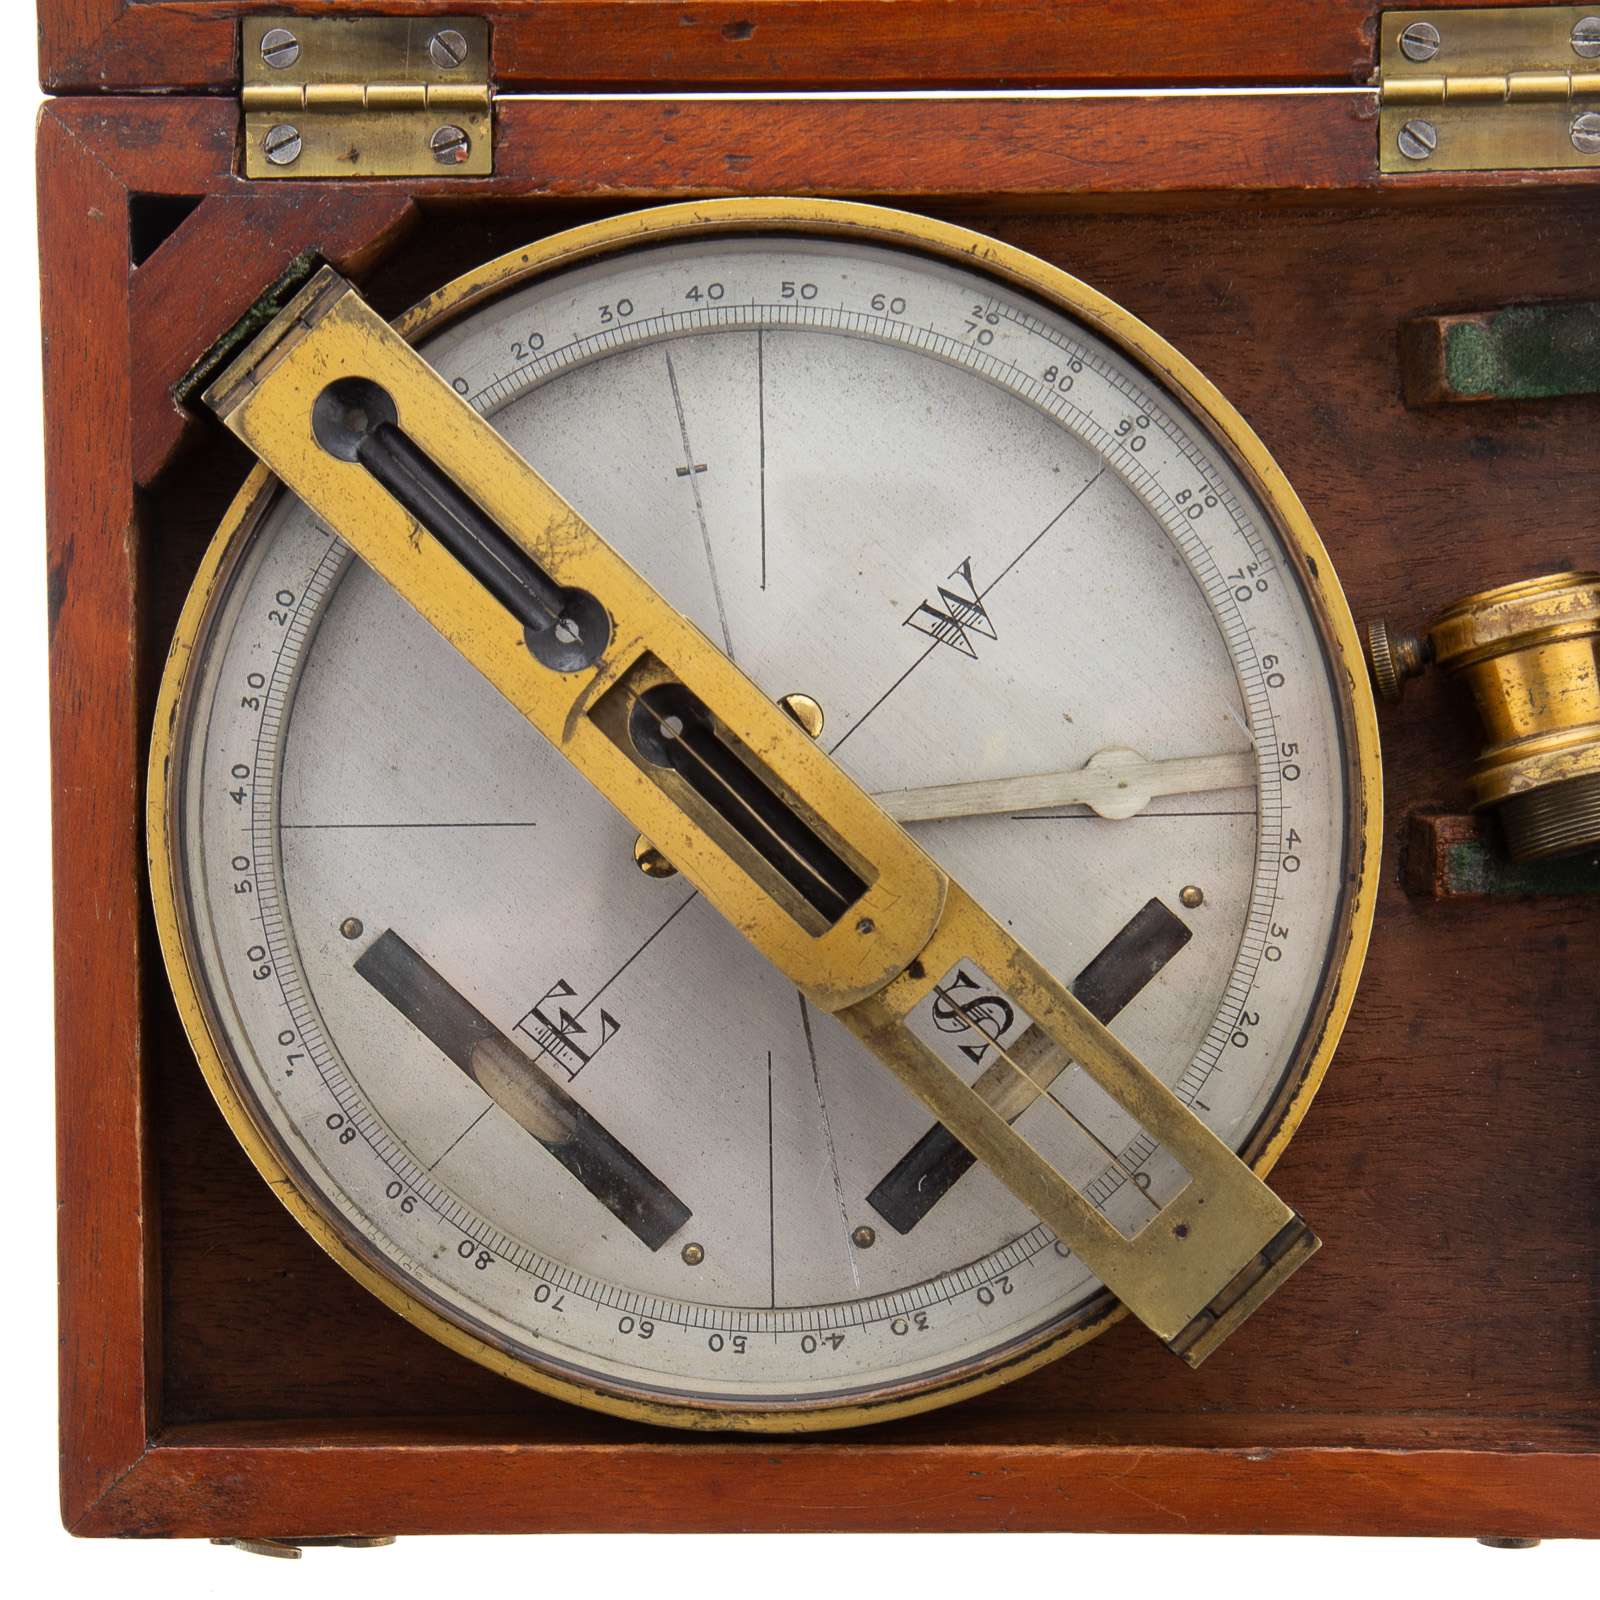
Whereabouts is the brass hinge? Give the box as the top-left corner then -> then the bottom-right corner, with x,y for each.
242,17 -> 492,179
1379,7 -> 1600,171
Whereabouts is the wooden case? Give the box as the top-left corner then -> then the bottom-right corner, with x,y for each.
43,0 -> 1600,1540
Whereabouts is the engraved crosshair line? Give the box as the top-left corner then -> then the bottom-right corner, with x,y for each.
829,464 -> 1108,757
664,347 -> 735,660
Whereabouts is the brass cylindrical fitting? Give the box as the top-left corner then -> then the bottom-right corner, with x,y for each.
1429,572 -> 1600,862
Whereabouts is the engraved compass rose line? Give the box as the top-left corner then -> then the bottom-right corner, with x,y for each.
827,463 -> 1109,757
799,991 -> 862,1294
665,345 -> 736,661
553,889 -> 700,1031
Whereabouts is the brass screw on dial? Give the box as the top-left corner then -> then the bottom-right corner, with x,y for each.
778,692 -> 825,738
851,1226 -> 876,1249
634,836 -> 678,879
681,1242 -> 705,1265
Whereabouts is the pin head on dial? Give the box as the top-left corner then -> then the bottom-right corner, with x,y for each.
151,201 -> 1379,1429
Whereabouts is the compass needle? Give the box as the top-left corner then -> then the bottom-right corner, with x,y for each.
152,201 -> 1378,1427
874,747 -> 1258,824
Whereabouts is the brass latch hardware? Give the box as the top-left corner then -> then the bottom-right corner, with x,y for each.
1379,7 -> 1600,172
242,17 -> 492,179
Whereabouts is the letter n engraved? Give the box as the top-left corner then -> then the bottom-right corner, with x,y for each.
904,558 -> 997,658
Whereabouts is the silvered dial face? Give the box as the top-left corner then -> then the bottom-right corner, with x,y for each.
166,217 -> 1361,1424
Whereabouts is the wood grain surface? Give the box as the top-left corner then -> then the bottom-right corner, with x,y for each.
130,192 -> 418,483
77,1428 -> 1600,1539
44,86 -> 1600,1538
47,92 -> 1600,490
39,100 -> 154,1535
37,0 -> 1575,95
141,193 -> 1600,1429
40,0 -> 1379,94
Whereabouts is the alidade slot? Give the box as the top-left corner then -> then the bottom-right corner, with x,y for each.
870,897 -> 1193,1233
590,658 -> 872,933
312,376 -> 611,672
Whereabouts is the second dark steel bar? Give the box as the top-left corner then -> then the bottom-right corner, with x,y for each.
867,898 -> 1192,1233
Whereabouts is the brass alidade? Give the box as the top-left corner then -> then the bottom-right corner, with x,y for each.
1366,572 -> 1600,861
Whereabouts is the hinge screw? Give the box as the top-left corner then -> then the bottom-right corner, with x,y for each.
1572,111 -> 1600,153
430,124 -> 472,164
259,27 -> 300,70
1572,17 -> 1600,58
429,28 -> 470,69
262,124 -> 303,166
1398,21 -> 1441,62
1397,119 -> 1438,161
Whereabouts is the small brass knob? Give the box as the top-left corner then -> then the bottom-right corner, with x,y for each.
634,835 -> 678,878
777,692 -> 825,739
1362,617 -> 1433,704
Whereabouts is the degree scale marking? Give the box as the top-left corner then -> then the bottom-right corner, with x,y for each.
253,453 -> 1273,1307
246,550 -> 1075,1350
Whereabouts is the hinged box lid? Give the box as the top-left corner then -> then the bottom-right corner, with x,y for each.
239,16 -> 494,177
41,0 -> 1408,96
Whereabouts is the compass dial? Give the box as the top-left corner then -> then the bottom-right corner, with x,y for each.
152,203 -> 1378,1428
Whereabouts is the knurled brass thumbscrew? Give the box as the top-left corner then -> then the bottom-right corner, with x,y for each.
1362,617 -> 1433,703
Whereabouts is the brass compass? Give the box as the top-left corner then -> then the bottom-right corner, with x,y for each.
150,199 -> 1380,1430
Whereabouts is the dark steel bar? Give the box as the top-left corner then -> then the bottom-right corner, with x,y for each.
356,929 -> 691,1251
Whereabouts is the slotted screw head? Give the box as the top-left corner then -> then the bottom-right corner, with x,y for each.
1398,21 -> 1441,62
1573,16 -> 1600,57
430,124 -> 471,164
1398,119 -> 1438,161
262,124 -> 303,166
260,27 -> 300,69
1573,111 -> 1600,153
429,28 -> 470,69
